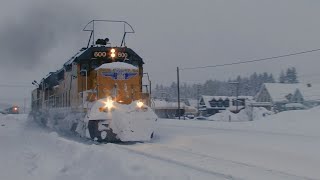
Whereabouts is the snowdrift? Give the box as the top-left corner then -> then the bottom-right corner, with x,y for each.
207,107 -> 273,121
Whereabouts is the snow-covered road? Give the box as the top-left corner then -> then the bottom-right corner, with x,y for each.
1,107 -> 320,180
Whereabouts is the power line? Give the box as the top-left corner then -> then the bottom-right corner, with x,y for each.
181,48 -> 320,70
0,84 -> 33,87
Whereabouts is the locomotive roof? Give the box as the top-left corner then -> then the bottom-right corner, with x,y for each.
40,46 -> 144,89
64,46 -> 144,66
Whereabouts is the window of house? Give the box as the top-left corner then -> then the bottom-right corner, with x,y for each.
224,99 -> 230,107
217,99 -> 223,107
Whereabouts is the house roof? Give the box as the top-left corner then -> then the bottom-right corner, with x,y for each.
187,99 -> 198,108
262,83 -> 302,102
153,99 -> 188,110
201,95 -> 253,108
295,84 -> 320,102
260,83 -> 320,103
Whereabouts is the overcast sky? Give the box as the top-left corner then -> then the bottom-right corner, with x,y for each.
1,0 -> 320,106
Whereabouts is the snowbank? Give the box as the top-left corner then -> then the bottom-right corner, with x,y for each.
95,62 -> 138,70
208,107 -> 273,121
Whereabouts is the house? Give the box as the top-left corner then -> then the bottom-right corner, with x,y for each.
291,84 -> 320,108
255,83 -> 320,111
152,99 -> 197,119
199,95 -> 253,116
255,83 -> 302,111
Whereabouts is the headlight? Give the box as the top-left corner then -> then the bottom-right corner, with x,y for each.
136,101 -> 148,112
99,98 -> 115,112
110,48 -> 116,58
136,101 -> 144,108
103,97 -> 114,110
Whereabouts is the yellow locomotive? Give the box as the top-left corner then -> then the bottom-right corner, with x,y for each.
31,20 -> 157,142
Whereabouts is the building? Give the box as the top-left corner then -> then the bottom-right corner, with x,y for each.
152,99 -> 197,119
291,84 -> 320,108
255,83 -> 302,111
199,95 -> 253,116
255,83 -> 320,111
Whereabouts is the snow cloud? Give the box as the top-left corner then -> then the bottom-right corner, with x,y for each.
0,0 -> 87,68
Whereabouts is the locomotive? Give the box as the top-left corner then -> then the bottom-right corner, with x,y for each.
2,106 -> 19,114
30,20 -> 157,142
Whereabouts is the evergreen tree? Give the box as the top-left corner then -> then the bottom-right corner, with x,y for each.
262,72 -> 269,82
286,67 -> 298,83
153,71 -> 281,100
268,74 -> 275,83
279,70 -> 286,83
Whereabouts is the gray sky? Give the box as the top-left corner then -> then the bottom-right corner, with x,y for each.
1,0 -> 320,106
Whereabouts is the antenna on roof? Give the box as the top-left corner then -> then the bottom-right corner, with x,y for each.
83,20 -> 135,48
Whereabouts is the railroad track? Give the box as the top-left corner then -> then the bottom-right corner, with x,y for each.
117,143 -> 318,180
159,123 -> 320,139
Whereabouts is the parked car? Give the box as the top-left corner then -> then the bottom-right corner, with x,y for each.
186,114 -> 195,119
195,116 -> 208,120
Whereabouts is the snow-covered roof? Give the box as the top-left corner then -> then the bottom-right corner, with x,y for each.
295,84 -> 320,102
261,83 -> 320,103
153,99 -> 190,109
201,95 -> 253,108
262,83 -> 302,102
285,103 -> 305,108
201,95 -> 214,108
187,99 -> 198,108
95,62 -> 138,70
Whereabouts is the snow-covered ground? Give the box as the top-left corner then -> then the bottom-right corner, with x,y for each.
1,107 -> 320,180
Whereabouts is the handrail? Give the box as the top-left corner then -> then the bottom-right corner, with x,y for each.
83,20 -> 135,47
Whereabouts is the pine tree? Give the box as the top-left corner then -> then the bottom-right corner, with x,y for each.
286,67 -> 298,83
152,71 -> 291,100
268,74 -> 275,83
290,67 -> 298,83
279,70 -> 286,83
262,72 -> 269,82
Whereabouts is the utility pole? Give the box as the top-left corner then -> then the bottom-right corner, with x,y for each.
236,82 -> 239,112
177,67 -> 180,120
229,82 -> 239,112
197,84 -> 200,116
24,98 -> 26,113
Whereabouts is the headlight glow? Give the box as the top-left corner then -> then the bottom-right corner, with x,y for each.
110,48 -> 116,58
136,101 -> 144,108
103,98 -> 114,110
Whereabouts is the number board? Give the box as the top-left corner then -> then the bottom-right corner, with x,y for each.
93,51 -> 130,59
93,51 -> 108,58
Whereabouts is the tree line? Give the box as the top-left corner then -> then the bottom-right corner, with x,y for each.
153,67 -> 298,101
